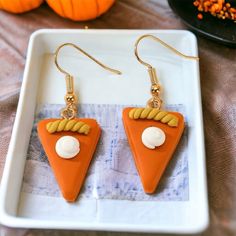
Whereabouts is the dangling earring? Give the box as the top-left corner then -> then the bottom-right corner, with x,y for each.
37,43 -> 121,202
122,34 -> 198,194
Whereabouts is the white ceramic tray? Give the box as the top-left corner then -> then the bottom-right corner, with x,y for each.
0,29 -> 208,233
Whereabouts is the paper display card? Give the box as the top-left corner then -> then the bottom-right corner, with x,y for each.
22,103 -> 189,201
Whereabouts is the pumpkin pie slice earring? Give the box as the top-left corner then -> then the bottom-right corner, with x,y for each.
37,43 -> 121,202
122,35 -> 199,194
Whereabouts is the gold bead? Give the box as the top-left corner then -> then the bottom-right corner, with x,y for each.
151,84 -> 161,95
65,94 -> 77,104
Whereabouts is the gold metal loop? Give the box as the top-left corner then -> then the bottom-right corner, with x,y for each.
54,43 -> 122,77
134,34 -> 199,69
134,34 -> 199,109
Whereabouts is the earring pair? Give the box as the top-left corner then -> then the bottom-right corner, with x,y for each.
37,35 -> 198,202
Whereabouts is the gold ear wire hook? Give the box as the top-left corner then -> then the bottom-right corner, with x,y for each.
54,43 -> 122,78
134,34 -> 199,109
54,43 -> 122,119
134,34 -> 199,85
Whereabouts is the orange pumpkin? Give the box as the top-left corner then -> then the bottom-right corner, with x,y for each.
0,0 -> 44,13
46,0 -> 115,21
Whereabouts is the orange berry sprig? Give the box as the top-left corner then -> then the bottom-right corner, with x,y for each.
193,0 -> 236,22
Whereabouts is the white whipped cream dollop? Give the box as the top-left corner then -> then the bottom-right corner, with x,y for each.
55,136 -> 80,159
141,127 -> 166,149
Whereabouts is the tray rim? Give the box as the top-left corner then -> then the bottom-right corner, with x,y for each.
0,29 -> 209,233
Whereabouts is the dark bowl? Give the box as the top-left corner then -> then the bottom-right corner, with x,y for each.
168,0 -> 236,47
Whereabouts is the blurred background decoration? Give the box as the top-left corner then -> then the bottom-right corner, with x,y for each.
0,0 -> 115,21
168,0 -> 236,47
193,0 -> 236,22
0,0 -> 44,13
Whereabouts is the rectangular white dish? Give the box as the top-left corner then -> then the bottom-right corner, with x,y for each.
0,29 -> 208,233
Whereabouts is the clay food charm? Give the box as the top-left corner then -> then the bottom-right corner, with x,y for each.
37,118 -> 101,202
122,107 -> 184,194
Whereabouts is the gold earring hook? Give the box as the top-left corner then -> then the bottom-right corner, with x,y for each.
135,34 -> 199,67
54,43 -> 122,77
54,43 -> 122,119
134,34 -> 199,109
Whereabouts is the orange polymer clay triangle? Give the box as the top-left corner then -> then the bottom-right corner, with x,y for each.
122,107 -> 184,194
37,118 -> 101,202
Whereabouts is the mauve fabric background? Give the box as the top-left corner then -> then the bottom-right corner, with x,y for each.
0,0 -> 236,235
